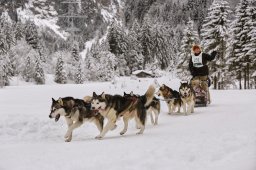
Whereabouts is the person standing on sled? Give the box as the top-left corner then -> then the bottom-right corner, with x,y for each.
189,45 -> 217,104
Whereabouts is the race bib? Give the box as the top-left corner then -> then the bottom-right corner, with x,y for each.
192,53 -> 203,68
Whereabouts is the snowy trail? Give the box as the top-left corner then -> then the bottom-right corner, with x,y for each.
0,78 -> 255,170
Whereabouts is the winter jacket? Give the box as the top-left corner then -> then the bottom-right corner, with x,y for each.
189,51 -> 217,77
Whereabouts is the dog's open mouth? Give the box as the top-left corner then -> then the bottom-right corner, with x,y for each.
55,114 -> 60,122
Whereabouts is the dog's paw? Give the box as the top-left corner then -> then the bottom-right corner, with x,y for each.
111,125 -> 117,131
95,135 -> 103,140
120,130 -> 127,135
136,132 -> 143,135
65,138 -> 72,142
154,122 -> 158,126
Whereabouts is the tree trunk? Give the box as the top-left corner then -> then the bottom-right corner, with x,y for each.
214,75 -> 217,90
218,72 -> 221,90
239,70 -> 242,90
255,77 -> 256,89
247,63 -> 250,89
244,68 -> 247,89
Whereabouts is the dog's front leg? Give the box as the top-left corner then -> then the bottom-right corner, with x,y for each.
149,109 -> 154,124
95,120 -> 115,139
64,121 -> 82,142
120,116 -> 129,135
191,101 -> 195,113
187,102 -> 192,114
182,102 -> 187,116
64,117 -> 73,138
154,110 -> 159,125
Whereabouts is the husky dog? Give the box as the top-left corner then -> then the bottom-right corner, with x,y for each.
156,84 -> 182,114
49,97 -> 104,142
91,85 -> 155,139
123,92 -> 160,125
179,82 -> 195,115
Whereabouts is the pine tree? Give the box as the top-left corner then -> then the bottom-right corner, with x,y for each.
55,53 -> 67,84
75,61 -> 83,84
107,22 -> 128,55
151,23 -> 170,69
139,16 -> 153,68
176,19 -> 199,79
243,4 -> 256,88
22,55 -> 34,82
0,30 -> 8,55
14,20 -> 24,41
25,20 -> 39,50
226,0 -> 251,89
34,57 -> 45,84
0,55 -> 11,87
201,0 -> 231,89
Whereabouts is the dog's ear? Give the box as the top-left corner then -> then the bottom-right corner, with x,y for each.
101,92 -> 105,99
124,92 -> 127,96
163,84 -> 166,87
52,98 -> 55,102
57,97 -> 63,106
130,91 -> 133,95
93,92 -> 97,98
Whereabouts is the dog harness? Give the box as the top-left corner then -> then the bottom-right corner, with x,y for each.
191,53 -> 203,68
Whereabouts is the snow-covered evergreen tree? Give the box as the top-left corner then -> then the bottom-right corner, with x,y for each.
107,22 -> 128,56
139,16 -> 153,68
14,20 -> 24,41
243,4 -> 256,89
55,53 -> 67,84
34,57 -> 45,84
22,55 -> 34,82
226,0 -> 252,89
176,19 -> 199,79
75,62 -> 83,84
201,0 -> 231,89
25,20 -> 39,50
151,23 -> 170,69
0,55 -> 11,87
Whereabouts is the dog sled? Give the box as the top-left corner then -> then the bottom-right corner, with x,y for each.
193,85 -> 208,107
190,77 -> 210,107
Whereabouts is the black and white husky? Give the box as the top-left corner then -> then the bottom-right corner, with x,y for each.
49,97 -> 104,142
91,85 -> 155,139
179,82 -> 195,115
123,92 -> 160,125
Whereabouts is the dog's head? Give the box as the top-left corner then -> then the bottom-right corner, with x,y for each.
156,84 -> 172,98
179,82 -> 191,98
49,98 -> 65,122
91,92 -> 107,111
123,91 -> 137,98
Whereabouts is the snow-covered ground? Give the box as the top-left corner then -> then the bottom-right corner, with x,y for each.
0,76 -> 255,170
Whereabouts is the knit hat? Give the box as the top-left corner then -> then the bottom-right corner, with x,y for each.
192,45 -> 201,52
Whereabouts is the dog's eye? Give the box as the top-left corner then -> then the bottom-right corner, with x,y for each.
97,102 -> 99,104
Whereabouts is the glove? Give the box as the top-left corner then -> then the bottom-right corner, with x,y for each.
211,51 -> 217,57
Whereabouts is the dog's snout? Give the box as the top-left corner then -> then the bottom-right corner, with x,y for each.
92,107 -> 95,110
49,115 -> 52,118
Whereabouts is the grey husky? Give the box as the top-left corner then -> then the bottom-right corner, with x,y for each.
91,85 -> 155,139
49,97 -> 104,142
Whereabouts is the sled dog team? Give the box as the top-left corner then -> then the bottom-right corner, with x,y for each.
49,82 -> 195,142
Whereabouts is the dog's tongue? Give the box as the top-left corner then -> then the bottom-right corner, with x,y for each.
91,110 -> 99,115
55,114 -> 60,122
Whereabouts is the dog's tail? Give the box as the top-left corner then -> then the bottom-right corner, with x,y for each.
144,84 -> 156,107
